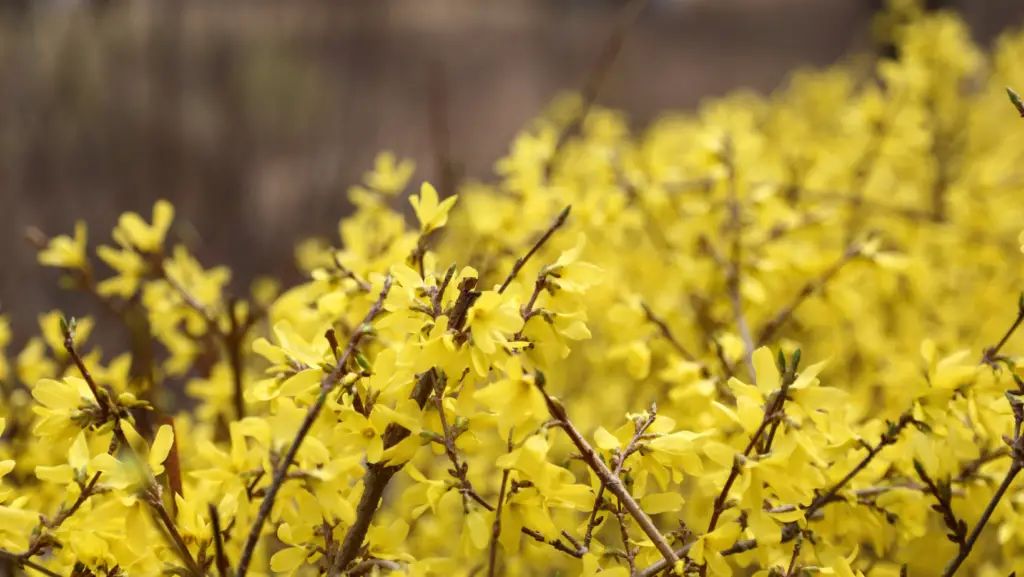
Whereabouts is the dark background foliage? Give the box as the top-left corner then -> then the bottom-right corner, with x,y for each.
1,0 -> 1021,348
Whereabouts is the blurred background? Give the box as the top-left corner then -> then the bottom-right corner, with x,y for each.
1,0 -> 1022,345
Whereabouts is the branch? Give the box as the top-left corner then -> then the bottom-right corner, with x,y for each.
432,390 -> 583,558
914,461 -> 966,551
705,352 -> 800,539
0,550 -> 61,577
581,407 -> 657,552
497,205 -> 571,294
941,462 -> 1022,577
487,434 -> 514,577
209,503 -> 230,577
236,276 -> 394,577
640,302 -> 701,364
535,382 -> 680,569
64,322 -> 201,576
755,244 -> 862,346
805,414 -> 914,516
329,370 -> 436,574
544,0 -> 648,180
720,137 -> 756,381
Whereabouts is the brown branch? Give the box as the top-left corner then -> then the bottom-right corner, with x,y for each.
156,414 -> 184,516
209,503 -> 230,577
497,205 -> 571,295
640,302 -> 700,364
582,407 -> 657,551
145,484 -> 203,577
941,462 -> 1022,577
535,383 -> 680,568
0,550 -> 62,577
720,137 -> 756,381
236,276 -> 394,577
755,245 -> 862,346
487,434 -> 514,577
783,533 -> 805,577
914,461 -> 967,551
329,370 -> 436,574
427,60 -> 458,202
62,324 -> 110,422
432,390 -> 583,559
64,321 -> 200,575
805,414 -> 914,515
544,0 -> 648,180
941,308 -> 1024,576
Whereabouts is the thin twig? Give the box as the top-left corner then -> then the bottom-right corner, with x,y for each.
783,533 -> 804,577
535,383 -> 680,568
582,407 -> 657,551
705,358 -> 799,540
329,370 -> 436,574
721,137 -> 756,381
805,414 -> 914,515
209,503 -> 230,577
914,461 -> 966,552
545,0 -> 649,179
0,550 -> 62,577
433,392 -> 582,558
755,244 -> 862,346
487,434 -> 514,577
236,277 -> 394,577
497,206 -> 571,294
640,302 -> 700,364
941,462 -> 1022,577
64,324 -> 201,576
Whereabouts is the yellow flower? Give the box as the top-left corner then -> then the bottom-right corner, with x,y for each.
473,357 -> 548,439
35,430 -> 93,486
38,221 -> 88,270
91,423 -> 175,491
466,291 -> 524,355
95,246 -> 148,298
111,199 -> 175,254
31,376 -> 102,440
410,182 -> 458,234
365,151 -> 416,195
546,233 -> 604,295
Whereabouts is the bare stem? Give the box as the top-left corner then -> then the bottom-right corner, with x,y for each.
544,0 -> 649,180
720,137 -> 755,381
487,435 -> 514,577
941,462 -> 1022,577
329,370 -> 436,574
755,245 -> 861,347
640,302 -> 700,364
497,205 -> 571,294
209,503 -> 230,577
536,384 -> 679,568
236,277 -> 393,577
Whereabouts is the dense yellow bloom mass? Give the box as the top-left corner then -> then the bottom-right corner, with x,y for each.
5,6 -> 1024,577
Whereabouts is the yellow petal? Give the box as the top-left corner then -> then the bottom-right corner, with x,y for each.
149,425 -> 174,470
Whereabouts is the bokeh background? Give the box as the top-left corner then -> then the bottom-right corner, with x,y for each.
1,0 -> 1022,347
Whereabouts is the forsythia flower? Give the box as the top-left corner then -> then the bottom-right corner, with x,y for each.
6,8 -> 1024,577
410,182 -> 457,234
37,221 -> 88,270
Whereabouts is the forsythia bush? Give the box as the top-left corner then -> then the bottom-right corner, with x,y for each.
5,6 -> 1024,577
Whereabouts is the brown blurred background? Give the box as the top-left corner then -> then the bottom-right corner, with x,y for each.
1,0 -> 1022,346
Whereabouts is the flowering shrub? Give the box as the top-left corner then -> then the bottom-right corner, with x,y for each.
4,7 -> 1024,577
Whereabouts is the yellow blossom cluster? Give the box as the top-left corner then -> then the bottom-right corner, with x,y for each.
4,5 -> 1024,577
